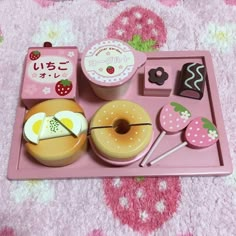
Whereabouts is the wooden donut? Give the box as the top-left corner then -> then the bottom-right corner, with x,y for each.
23,99 -> 88,167
89,100 -> 153,162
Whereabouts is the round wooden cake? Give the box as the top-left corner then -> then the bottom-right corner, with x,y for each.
23,99 -> 88,167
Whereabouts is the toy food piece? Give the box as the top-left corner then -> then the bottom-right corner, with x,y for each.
140,102 -> 191,166
24,111 -> 84,144
148,67 -> 169,85
23,112 -> 46,144
148,117 -> 219,166
178,62 -> 206,99
185,117 -> 219,148
21,44 -> 78,109
54,111 -> 83,137
89,100 -> 153,165
144,65 -> 172,96
81,39 -> 146,100
23,99 -> 88,167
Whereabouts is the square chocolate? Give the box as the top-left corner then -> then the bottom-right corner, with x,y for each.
144,65 -> 172,96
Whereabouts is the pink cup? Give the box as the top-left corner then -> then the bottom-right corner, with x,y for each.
81,39 -> 147,100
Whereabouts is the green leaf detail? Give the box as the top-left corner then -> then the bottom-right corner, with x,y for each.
33,50 -> 40,55
135,176 -> 145,182
202,118 -> 218,134
128,35 -> 157,52
170,102 -> 191,116
0,36 -> 3,44
60,79 -> 71,87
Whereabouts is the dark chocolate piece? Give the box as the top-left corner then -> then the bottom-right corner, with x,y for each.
148,67 -> 169,86
178,63 -> 206,100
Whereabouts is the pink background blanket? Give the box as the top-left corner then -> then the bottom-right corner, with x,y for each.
0,0 -> 236,235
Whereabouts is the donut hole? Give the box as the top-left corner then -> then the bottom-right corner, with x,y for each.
113,119 -> 130,134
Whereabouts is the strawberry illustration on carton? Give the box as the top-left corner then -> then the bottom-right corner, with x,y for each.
21,44 -> 79,109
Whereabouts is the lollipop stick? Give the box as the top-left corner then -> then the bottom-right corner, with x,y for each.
148,141 -> 188,166
140,131 -> 166,167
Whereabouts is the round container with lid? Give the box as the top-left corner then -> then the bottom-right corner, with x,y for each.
81,39 -> 147,100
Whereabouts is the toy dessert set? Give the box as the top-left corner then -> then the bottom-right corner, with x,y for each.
8,39 -> 232,179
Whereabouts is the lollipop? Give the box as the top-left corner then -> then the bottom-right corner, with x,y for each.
140,102 -> 191,167
148,117 -> 219,166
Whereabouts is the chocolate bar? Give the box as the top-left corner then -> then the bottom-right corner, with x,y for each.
178,63 -> 206,99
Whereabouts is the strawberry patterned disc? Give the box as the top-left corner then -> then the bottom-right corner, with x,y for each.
185,117 -> 219,149
140,102 -> 191,166
103,176 -> 181,233
149,117 -> 219,166
160,102 -> 191,134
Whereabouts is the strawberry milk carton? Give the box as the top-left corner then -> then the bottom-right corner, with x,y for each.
21,44 -> 79,108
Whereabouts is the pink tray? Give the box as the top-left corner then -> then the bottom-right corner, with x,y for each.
7,51 -> 233,179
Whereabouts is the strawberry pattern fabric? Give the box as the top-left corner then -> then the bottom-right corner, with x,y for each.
0,27 -> 3,45
103,177 -> 181,233
158,0 -> 181,7
33,0 -> 55,7
107,6 -> 167,51
0,227 -> 15,236
96,0 -> 118,8
224,0 -> 236,5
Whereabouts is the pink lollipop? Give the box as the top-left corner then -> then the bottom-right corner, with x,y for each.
149,117 -> 219,166
140,102 -> 191,167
